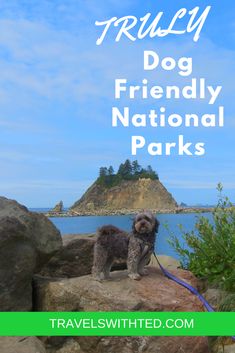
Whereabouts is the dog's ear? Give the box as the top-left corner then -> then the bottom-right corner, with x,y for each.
154,218 -> 160,233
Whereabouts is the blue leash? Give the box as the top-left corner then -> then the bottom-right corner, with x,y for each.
153,253 -> 235,341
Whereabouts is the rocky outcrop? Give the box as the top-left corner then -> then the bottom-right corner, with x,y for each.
40,233 -> 126,278
70,178 -> 177,213
50,201 -> 64,213
0,337 -> 46,353
0,196 -> 62,311
34,267 -> 203,311
34,267 -> 209,353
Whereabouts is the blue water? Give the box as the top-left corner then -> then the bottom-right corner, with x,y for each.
48,213 -> 213,260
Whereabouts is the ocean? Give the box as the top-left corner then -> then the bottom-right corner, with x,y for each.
31,211 -> 212,261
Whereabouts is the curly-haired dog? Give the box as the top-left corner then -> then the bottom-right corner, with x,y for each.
92,211 -> 159,280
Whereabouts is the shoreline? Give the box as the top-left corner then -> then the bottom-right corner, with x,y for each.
45,207 -> 214,218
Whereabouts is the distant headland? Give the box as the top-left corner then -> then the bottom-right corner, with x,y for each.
46,160 -> 213,217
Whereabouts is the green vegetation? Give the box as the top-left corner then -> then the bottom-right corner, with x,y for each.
219,293 -> 235,312
97,159 -> 159,187
168,184 -> 235,292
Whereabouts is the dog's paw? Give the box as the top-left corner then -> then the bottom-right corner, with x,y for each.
128,273 -> 141,280
139,268 -> 149,276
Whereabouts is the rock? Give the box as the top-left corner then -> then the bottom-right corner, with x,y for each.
40,233 -> 126,278
218,344 -> 235,353
0,337 -> 46,353
213,342 -> 235,353
0,197 -> 62,266
202,288 -> 227,311
34,267 -> 205,312
50,201 -> 64,213
54,339 -> 83,353
40,233 -> 96,278
0,217 -> 35,311
0,196 -> 62,311
70,178 -> 177,213
46,207 -> 213,217
45,338 -> 84,353
149,254 -> 180,270
76,336 -> 209,353
34,267 -> 209,353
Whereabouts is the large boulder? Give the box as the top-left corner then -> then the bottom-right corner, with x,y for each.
35,267 -> 203,312
40,234 -> 96,278
76,336 -> 209,353
0,196 -> 62,311
40,233 -> 126,278
34,267 -> 210,353
0,337 -> 46,353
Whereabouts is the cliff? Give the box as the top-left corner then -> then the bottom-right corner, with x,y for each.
70,178 -> 177,213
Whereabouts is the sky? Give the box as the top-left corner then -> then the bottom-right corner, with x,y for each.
0,0 -> 234,207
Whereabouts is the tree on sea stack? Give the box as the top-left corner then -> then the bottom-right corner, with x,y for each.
121,159 -> 133,178
132,160 -> 141,174
97,159 -> 159,187
99,167 -> 108,177
108,166 -> 114,175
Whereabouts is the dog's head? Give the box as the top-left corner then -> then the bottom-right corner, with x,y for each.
132,211 -> 159,235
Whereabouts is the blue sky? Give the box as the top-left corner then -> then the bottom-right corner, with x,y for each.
0,0 -> 234,207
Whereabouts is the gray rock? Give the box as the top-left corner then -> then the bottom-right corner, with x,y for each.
0,197 -> 62,265
0,337 -> 46,353
40,233 -> 96,278
0,196 -> 62,311
40,233 -> 126,278
46,338 -> 84,353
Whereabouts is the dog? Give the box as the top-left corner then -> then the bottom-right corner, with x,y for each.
92,211 -> 159,280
